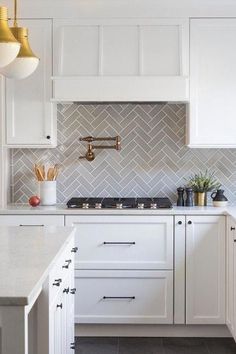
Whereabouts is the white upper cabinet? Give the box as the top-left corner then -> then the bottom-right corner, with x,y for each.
53,18 -> 189,102
5,19 -> 56,148
188,19 -> 236,148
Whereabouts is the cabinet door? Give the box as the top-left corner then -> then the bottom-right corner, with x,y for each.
5,19 -> 56,147
227,217 -> 236,339
50,293 -> 64,354
75,270 -> 173,324
186,215 -> 226,324
188,19 -> 236,147
65,215 -> 173,270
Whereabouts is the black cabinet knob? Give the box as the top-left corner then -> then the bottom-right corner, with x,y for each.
53,278 -> 62,286
63,287 -> 69,294
178,221 -> 182,225
70,342 -> 75,350
188,220 -> 192,225
57,303 -> 63,309
70,288 -> 76,295
231,227 -> 235,231
71,247 -> 78,253
46,135 -> 51,139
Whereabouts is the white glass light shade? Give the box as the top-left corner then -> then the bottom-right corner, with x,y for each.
0,42 -> 20,68
0,7 -> 20,68
1,56 -> 39,79
1,26 -> 39,79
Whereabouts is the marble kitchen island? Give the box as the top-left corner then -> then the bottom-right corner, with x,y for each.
0,225 -> 76,354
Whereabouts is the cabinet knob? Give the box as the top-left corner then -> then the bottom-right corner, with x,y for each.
178,221 -> 182,225
57,303 -> 63,309
188,220 -> 192,225
70,342 -> 75,350
63,287 -> 69,294
231,227 -> 235,231
46,135 -> 51,139
62,260 -> 72,269
71,247 -> 78,253
70,288 -> 76,295
53,278 -> 62,286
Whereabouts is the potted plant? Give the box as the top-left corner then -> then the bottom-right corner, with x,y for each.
186,170 -> 221,206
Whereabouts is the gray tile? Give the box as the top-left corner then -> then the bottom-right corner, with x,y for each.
204,337 -> 236,354
119,337 -> 164,354
163,338 -> 209,354
76,337 -> 118,354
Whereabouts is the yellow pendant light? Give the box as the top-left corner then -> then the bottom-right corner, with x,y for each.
0,6 -> 20,68
1,0 -> 39,79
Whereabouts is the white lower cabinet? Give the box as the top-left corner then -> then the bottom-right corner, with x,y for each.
186,215 -> 226,324
65,215 -> 174,325
75,270 -> 173,324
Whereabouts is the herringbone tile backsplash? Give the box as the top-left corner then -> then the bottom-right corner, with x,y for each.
10,103 -> 236,204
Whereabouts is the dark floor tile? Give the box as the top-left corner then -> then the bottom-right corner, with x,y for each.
163,338 -> 209,354
75,337 -> 118,354
204,337 -> 236,354
119,337 -> 164,354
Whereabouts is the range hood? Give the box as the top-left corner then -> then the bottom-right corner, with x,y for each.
52,18 -> 190,103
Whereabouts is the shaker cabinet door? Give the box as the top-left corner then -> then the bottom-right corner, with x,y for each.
186,215 -> 226,324
188,19 -> 236,147
5,19 -> 56,147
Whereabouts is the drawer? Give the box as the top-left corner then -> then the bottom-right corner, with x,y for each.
75,270 -> 173,324
0,215 -> 64,226
49,237 -> 75,303
66,215 -> 173,270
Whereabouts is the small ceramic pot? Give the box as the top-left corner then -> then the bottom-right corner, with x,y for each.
39,181 -> 57,205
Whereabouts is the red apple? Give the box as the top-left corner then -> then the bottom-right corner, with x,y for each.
29,195 -> 40,207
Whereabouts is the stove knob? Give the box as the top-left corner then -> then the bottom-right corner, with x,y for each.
82,203 -> 89,209
95,203 -> 102,209
138,203 -> 144,209
116,203 -> 123,209
150,203 -> 157,209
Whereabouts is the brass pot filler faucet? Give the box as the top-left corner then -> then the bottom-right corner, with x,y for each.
79,136 -> 121,161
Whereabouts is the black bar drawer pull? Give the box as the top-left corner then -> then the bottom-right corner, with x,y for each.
71,247 -> 78,253
103,242 -> 136,245
70,288 -> 76,295
103,296 -> 135,300
231,227 -> 235,231
57,303 -> 63,309
19,224 -> 44,227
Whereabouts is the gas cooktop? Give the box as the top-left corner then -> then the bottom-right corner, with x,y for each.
67,197 -> 172,209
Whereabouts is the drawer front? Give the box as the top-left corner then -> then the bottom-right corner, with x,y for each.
65,215 -> 173,270
74,270 -> 173,324
0,215 -> 64,226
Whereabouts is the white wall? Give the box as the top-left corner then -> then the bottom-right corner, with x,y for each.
3,0 -> 236,19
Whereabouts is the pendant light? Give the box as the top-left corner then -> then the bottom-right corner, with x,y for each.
1,0 -> 39,79
0,6 -> 20,68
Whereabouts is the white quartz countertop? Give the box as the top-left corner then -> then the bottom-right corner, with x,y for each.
0,204 -> 233,215
0,226 -> 75,306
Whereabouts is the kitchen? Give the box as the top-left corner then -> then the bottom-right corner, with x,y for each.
1,0 -> 236,353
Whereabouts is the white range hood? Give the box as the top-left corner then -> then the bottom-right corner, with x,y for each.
52,18 -> 189,102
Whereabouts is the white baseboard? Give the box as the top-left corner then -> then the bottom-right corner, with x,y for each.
75,324 -> 231,338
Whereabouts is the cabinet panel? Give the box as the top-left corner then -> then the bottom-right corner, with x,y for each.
186,215 -> 226,324
6,19 -> 56,147
188,19 -> 236,147
141,25 -> 180,75
75,270 -> 173,324
102,26 -> 139,76
65,215 -> 173,270
57,25 -> 99,76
